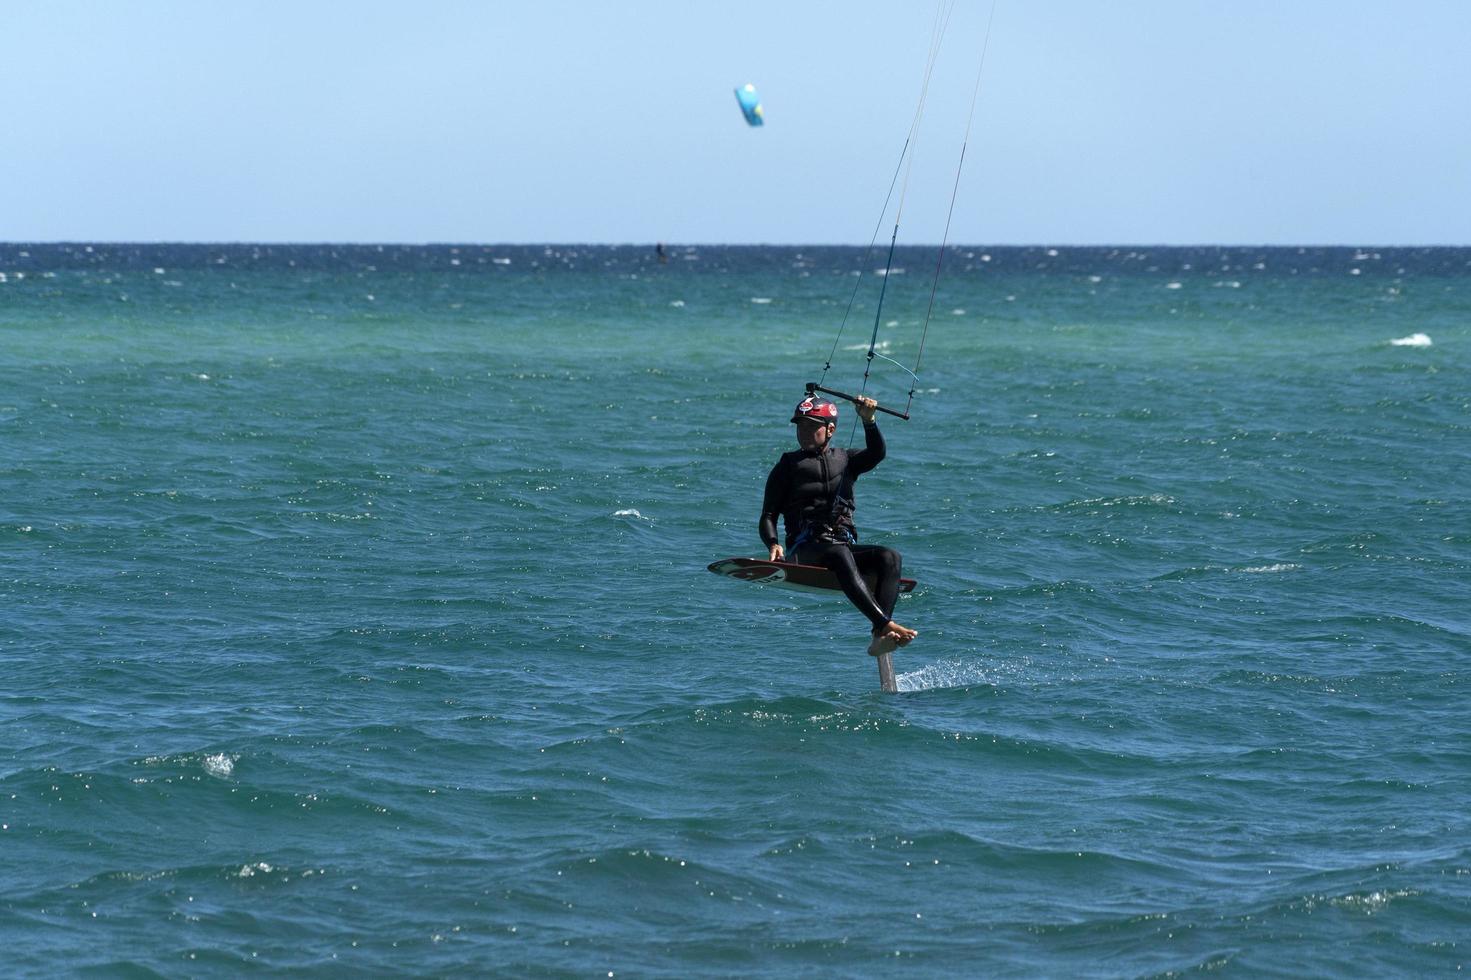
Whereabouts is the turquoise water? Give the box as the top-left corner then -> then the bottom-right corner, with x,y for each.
2,244 -> 1467,975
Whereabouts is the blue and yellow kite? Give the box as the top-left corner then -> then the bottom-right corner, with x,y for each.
733,83 -> 764,127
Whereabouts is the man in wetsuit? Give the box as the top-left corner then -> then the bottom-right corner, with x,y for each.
759,394 -> 918,657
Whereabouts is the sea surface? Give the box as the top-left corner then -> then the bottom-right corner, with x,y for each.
1,243 -> 1467,976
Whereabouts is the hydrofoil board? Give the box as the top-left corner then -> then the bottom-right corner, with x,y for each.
707,557 -> 916,596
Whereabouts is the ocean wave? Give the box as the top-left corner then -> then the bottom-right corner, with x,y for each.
1154,561 -> 1302,581
685,696 -> 898,736
1052,493 -> 1176,512
1238,562 -> 1301,574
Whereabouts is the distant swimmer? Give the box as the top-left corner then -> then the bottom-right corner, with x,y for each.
656,242 -> 668,264
759,394 -> 917,656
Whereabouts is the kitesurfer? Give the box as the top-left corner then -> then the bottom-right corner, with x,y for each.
759,395 -> 918,656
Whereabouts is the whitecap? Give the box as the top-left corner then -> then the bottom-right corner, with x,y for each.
1329,888 -> 1415,913
237,861 -> 274,877
613,509 -> 651,522
950,308 -> 966,315
669,299 -> 686,307
202,753 -> 235,778
1239,563 -> 1301,574
1164,281 -> 1183,290
492,257 -> 512,265
750,297 -> 772,304
1390,333 -> 1432,347
1065,493 -> 1175,509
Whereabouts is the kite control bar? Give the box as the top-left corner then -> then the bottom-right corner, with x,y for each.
805,382 -> 910,421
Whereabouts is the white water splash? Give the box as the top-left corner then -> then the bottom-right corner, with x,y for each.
613,508 -> 651,522
896,658 -> 996,692
1390,332 -> 1432,347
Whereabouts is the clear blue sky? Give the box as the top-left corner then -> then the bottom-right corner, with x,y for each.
4,1 -> 1468,245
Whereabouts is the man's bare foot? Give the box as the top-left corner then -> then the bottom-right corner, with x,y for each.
867,631 -> 899,657
868,621 -> 917,656
882,621 -> 918,646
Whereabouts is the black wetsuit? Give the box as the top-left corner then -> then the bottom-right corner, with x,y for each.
759,421 -> 903,632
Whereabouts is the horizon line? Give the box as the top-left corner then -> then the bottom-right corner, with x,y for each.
4,240 -> 1470,249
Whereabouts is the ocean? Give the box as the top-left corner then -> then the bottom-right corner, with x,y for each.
2,243 -> 1467,975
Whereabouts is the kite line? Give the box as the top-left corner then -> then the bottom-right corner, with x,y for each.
808,0 -> 996,434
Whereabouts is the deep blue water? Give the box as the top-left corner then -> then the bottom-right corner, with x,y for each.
2,243 -> 1468,975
